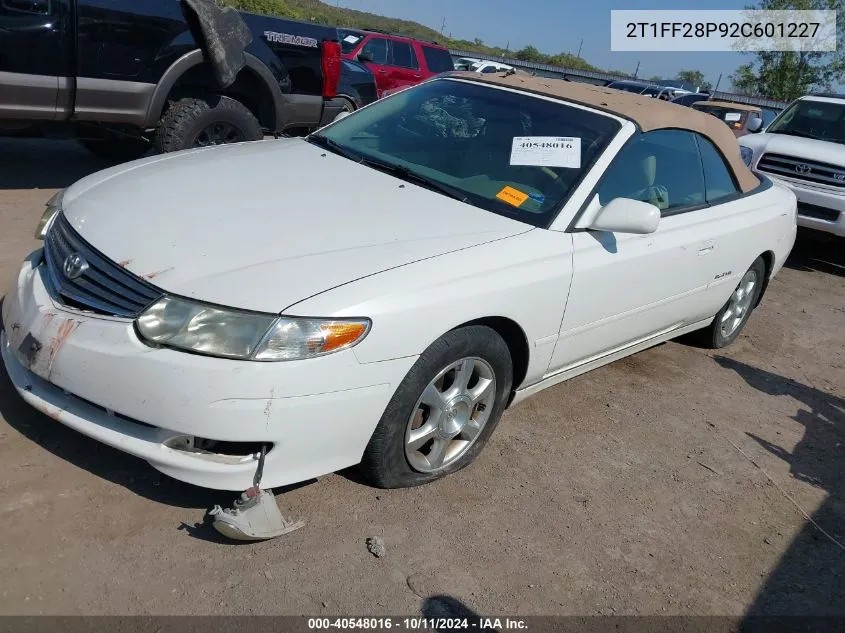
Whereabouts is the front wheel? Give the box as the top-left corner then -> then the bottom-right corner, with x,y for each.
695,257 -> 766,348
361,326 -> 513,489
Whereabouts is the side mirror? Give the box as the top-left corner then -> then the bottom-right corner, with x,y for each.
589,198 -> 660,235
356,51 -> 373,63
747,117 -> 763,133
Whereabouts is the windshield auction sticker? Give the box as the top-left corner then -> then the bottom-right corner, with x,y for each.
496,186 -> 530,207
510,137 -> 581,169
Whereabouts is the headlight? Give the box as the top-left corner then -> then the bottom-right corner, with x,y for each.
35,190 -> 64,240
740,146 -> 754,168
135,295 -> 370,361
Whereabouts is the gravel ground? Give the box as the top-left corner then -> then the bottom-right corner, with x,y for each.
0,138 -> 843,618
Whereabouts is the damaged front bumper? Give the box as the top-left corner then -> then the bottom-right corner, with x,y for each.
1,250 -> 415,490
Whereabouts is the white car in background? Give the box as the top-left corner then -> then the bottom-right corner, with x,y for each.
740,93 -> 845,237
472,61 -> 514,74
2,74 -> 796,493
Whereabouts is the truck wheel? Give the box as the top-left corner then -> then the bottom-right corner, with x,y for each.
78,138 -> 150,162
154,96 -> 262,153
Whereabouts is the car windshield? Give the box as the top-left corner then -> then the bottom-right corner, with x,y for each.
693,104 -> 752,129
767,99 -> 845,145
339,29 -> 366,54
309,79 -> 621,226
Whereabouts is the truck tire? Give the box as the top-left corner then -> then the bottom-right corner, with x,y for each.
154,95 -> 263,153
78,138 -> 150,162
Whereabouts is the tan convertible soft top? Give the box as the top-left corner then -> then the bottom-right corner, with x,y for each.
449,72 -> 760,193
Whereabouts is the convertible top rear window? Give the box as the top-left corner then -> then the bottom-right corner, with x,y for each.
310,79 -> 621,226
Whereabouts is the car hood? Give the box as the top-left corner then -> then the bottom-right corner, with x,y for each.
740,132 -> 845,167
61,139 -> 529,313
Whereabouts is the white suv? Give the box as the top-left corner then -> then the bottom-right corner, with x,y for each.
740,94 -> 845,237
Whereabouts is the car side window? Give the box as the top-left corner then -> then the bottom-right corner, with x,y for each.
361,37 -> 389,64
480,66 -> 500,74
695,134 -> 740,203
2,0 -> 49,13
391,41 -> 418,69
597,130 -> 706,213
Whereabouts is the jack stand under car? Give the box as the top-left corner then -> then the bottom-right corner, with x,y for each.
208,445 -> 305,541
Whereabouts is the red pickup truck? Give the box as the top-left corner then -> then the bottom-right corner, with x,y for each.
339,29 -> 455,97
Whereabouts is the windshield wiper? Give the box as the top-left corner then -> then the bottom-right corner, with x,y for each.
362,159 -> 469,203
773,130 -> 825,141
307,134 -> 364,163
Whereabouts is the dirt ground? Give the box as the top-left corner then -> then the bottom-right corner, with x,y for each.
0,138 -> 843,618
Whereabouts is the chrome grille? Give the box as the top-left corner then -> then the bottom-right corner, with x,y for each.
757,153 -> 845,188
43,213 -> 163,318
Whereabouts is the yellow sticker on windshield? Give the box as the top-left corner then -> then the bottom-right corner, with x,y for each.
496,186 -> 529,208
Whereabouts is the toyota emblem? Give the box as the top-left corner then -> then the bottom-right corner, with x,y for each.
794,164 -> 812,175
63,253 -> 89,280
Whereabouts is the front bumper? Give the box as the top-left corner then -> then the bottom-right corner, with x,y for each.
1,251 -> 416,490
756,172 -> 845,237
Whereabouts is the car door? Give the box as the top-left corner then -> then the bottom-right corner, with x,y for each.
0,0 -> 72,120
548,129 -> 721,372
386,40 -> 422,89
688,132 -> 757,317
357,36 -> 392,96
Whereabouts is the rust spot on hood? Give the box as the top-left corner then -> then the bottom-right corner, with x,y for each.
46,318 -> 80,380
143,267 -> 175,280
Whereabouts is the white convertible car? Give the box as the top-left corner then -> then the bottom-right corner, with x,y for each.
2,73 -> 796,491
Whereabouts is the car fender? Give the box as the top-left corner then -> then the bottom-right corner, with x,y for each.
283,229 -> 575,387
144,50 -> 290,129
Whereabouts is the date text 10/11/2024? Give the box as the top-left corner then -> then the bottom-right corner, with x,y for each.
307,618 -> 529,630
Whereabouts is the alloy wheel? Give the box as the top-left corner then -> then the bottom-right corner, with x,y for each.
720,269 -> 759,338
404,357 -> 497,473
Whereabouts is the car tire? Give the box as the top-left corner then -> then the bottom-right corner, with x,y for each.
695,257 -> 766,349
78,137 -> 150,162
361,325 -> 513,489
332,98 -> 356,122
154,95 -> 263,153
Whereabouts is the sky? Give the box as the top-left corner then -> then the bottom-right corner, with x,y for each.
334,0 -> 761,90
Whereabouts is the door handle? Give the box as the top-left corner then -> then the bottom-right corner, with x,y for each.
377,69 -> 386,73
413,74 -> 421,79
698,245 -> 714,255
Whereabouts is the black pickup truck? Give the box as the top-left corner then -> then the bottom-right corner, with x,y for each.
0,0 -> 377,159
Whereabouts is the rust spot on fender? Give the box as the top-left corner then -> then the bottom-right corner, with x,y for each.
143,267 -> 174,280
46,318 -> 80,380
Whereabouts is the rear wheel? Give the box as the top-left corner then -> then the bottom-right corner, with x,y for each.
154,95 -> 262,153
695,257 -> 766,348
361,326 -> 513,489
335,98 -> 355,119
